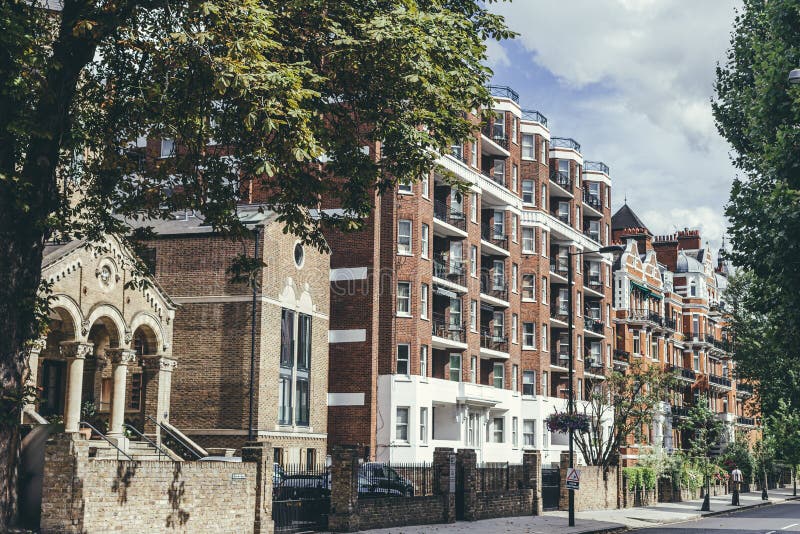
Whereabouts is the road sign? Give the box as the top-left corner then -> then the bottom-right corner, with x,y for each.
565,467 -> 580,490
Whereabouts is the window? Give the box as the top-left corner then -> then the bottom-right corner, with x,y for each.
693,351 -> 700,371
470,193 -> 478,222
470,245 -> 478,276
398,180 -> 412,194
420,345 -> 428,377
278,375 -> 292,425
512,164 -> 518,193
421,224 -> 429,259
493,111 -> 506,138
541,139 -> 547,161
295,378 -> 310,425
523,419 -> 536,447
542,231 -> 548,255
396,407 -> 409,442
280,309 -> 295,368
558,288 -> 569,315
523,371 -> 536,396
557,201 -> 570,223
575,205 -> 580,230
470,300 -> 477,331
576,293 -> 582,317
451,190 -> 464,218
421,283 -> 429,319
493,209 -> 505,237
160,138 -> 175,158
421,173 -> 430,198
450,241 -> 463,273
471,141 -> 478,167
493,260 -> 505,288
420,408 -> 428,443
541,324 -> 548,351
449,354 -> 462,382
128,373 -> 142,410
512,263 -> 518,292
651,337 -> 659,361
493,417 -> 505,443
522,134 -> 535,160
522,228 -> 535,253
467,413 -> 479,447
541,277 -> 547,303
542,371 -> 548,397
450,143 -> 463,160
577,379 -> 583,401
471,355 -> 478,383
522,180 -> 535,204
541,184 -> 547,209
397,282 -> 411,316
577,335 -> 582,361
450,296 -> 462,328
632,331 -> 641,355
397,344 -> 410,374
493,310 -> 504,339
523,323 -> 536,349
692,314 -> 700,337
512,417 -> 519,447
522,275 -> 535,300
298,314 -> 312,370
511,116 -> 518,143
398,220 -> 412,255
512,364 -> 519,392
690,280 -> 697,297
493,362 -> 505,389
512,314 -> 518,344
493,159 -> 506,185
511,214 -> 518,242
542,420 -> 549,447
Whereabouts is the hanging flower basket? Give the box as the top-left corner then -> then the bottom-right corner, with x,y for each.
545,411 -> 590,434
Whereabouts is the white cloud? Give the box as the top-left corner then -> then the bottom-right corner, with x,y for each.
489,0 -> 740,253
484,39 -> 510,69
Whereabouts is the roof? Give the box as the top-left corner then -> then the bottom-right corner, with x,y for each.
126,205 -> 278,236
611,204 -> 649,233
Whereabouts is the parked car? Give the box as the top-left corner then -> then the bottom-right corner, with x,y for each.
275,473 -> 330,500
358,463 -> 414,497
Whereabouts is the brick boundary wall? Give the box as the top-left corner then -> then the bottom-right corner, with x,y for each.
558,452 -> 619,512
40,433 -> 274,534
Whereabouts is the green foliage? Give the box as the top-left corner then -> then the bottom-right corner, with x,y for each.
679,394 -> 725,461
765,399 -> 800,468
718,440 -> 755,482
623,466 -> 657,491
713,0 -> 800,419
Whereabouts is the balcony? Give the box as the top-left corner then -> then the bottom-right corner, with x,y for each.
487,84 -> 520,103
521,109 -> 548,127
709,374 -> 732,389
584,318 -> 605,336
664,317 -> 677,331
671,405 -> 690,418
582,228 -> 601,244
551,351 -> 569,367
549,258 -> 569,281
705,335 -> 733,353
584,161 -> 610,175
667,365 -> 696,382
549,307 -> 569,327
737,416 -> 756,427
480,224 -> 509,253
433,257 -> 467,289
432,312 -> 466,344
480,277 -> 509,304
480,167 -> 507,188
736,382 -> 754,395
648,312 -> 664,328
549,169 -> 572,192
613,349 -> 630,365
433,199 -> 467,231
583,272 -> 603,294
550,137 -> 581,152
479,328 -> 508,354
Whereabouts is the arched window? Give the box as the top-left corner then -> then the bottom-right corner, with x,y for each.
690,280 -> 697,297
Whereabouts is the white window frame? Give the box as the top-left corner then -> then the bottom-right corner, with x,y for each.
523,419 -> 536,448
512,263 -> 518,293
493,362 -> 505,389
512,416 -> 519,447
512,313 -> 518,344
421,283 -> 429,320
512,364 -> 519,392
523,370 -> 536,397
470,300 -> 478,332
511,214 -> 518,243
541,184 -> 547,210
397,344 -> 410,375
421,224 -> 429,259
493,417 -> 505,443
522,228 -> 535,254
522,134 -> 535,160
471,355 -> 478,384
397,282 -> 411,317
523,322 -> 536,349
470,193 -> 478,222
398,180 -> 413,194
421,173 -> 430,199
160,138 -> 175,158
512,164 -> 518,193
522,179 -> 535,204
398,220 -> 412,255
396,407 -> 409,442
419,407 -> 428,444
449,353 -> 462,382
420,345 -> 428,377
542,324 -> 548,352
470,245 -> 478,277
522,274 -> 536,301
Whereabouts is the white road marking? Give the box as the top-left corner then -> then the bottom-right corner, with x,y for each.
767,530 -> 776,534
781,524 -> 798,530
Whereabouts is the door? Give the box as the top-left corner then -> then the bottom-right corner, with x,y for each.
541,468 -> 561,511
40,360 -> 66,417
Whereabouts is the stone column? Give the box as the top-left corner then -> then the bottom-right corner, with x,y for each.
456,448 -> 477,521
22,338 -> 46,418
59,341 -> 93,433
328,445 -> 360,532
106,348 -> 137,441
433,447 -> 456,523
242,440 -> 275,534
523,450 -> 543,515
559,451 -> 570,511
142,355 -> 177,437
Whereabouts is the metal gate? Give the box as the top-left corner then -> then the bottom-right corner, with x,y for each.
541,468 -> 561,511
455,461 -> 465,520
272,464 -> 330,533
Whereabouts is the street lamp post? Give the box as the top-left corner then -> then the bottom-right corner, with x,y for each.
566,244 -> 623,527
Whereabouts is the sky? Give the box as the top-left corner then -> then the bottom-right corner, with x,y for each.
486,0 -> 741,253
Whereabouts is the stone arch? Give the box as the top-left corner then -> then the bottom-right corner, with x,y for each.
85,304 -> 128,347
132,324 -> 159,356
129,312 -> 165,353
278,279 -> 298,309
297,285 -> 314,315
49,295 -> 83,341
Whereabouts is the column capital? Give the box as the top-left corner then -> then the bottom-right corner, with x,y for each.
28,338 -> 47,355
59,341 -> 93,360
142,354 -> 177,372
106,348 -> 138,365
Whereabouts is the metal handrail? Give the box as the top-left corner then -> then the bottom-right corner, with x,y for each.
145,414 -> 203,460
80,421 -> 134,461
123,423 -> 171,460
550,137 -> 581,152
584,161 -> 610,175
521,109 -> 548,127
487,85 -> 520,103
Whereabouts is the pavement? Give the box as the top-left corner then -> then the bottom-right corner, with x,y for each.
356,488 -> 799,534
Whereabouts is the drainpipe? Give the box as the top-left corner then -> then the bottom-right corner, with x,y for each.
248,225 -> 262,442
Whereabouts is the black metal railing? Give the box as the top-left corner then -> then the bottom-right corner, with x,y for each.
583,229 -> 601,243
584,273 -> 603,289
550,137 -> 581,152
432,312 -> 466,343
584,161 -> 610,175
551,352 -> 569,366
664,317 -> 677,330
480,328 -> 509,353
273,463 -> 330,532
145,414 -> 204,460
433,199 -> 467,230
487,85 -> 520,103
648,312 -> 664,327
582,189 -> 602,210
79,421 -> 134,461
480,277 -> 509,301
521,109 -> 548,126
667,365 -> 696,381
613,349 -> 630,364
584,318 -> 605,334
477,462 -> 517,492
549,169 -> 572,190
358,462 -> 433,498
433,257 -> 467,287
123,423 -> 171,460
737,382 -> 754,395
550,306 -> 568,323
671,405 -> 690,418
550,258 -> 569,277
481,167 -> 507,186
737,416 -> 755,426
709,374 -> 732,388
480,224 -> 509,250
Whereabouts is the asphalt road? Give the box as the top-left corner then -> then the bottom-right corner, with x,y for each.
629,500 -> 800,533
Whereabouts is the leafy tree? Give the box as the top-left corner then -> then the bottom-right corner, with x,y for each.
713,0 -> 800,418
0,0 -> 513,526
680,394 -> 725,500
574,360 -> 675,471
765,400 -> 800,495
